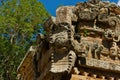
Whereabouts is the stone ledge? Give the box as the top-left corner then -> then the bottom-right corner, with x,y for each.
78,57 -> 120,72
70,74 -> 103,80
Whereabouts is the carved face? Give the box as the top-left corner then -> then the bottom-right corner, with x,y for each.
78,42 -> 89,53
48,23 -> 72,48
73,40 -> 89,56
49,31 -> 69,47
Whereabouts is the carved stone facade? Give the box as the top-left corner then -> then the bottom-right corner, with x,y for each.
17,0 -> 120,80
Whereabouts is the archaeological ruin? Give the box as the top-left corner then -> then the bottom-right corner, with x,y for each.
17,0 -> 120,80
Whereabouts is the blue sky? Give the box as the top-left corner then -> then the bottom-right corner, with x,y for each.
40,0 -> 118,16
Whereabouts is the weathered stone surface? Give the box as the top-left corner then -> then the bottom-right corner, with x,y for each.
56,6 -> 78,25
17,0 -> 120,80
78,57 -> 120,71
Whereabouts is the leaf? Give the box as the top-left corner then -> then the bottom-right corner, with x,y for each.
0,0 -> 50,79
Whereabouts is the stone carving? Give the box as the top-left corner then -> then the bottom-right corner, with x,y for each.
17,0 -> 120,80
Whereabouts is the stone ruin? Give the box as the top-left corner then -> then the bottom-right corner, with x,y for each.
17,0 -> 120,80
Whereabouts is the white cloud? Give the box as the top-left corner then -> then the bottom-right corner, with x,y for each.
117,0 -> 120,6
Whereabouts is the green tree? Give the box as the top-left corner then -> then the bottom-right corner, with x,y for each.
0,0 -> 50,79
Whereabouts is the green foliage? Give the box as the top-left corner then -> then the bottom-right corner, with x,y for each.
0,0 -> 50,79
83,29 -> 89,37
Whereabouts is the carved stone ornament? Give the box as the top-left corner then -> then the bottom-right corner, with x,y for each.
17,0 -> 120,80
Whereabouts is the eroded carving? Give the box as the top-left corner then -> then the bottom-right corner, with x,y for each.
17,0 -> 120,80
42,0 -> 120,79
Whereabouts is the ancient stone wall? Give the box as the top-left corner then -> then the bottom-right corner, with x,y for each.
17,0 -> 120,80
